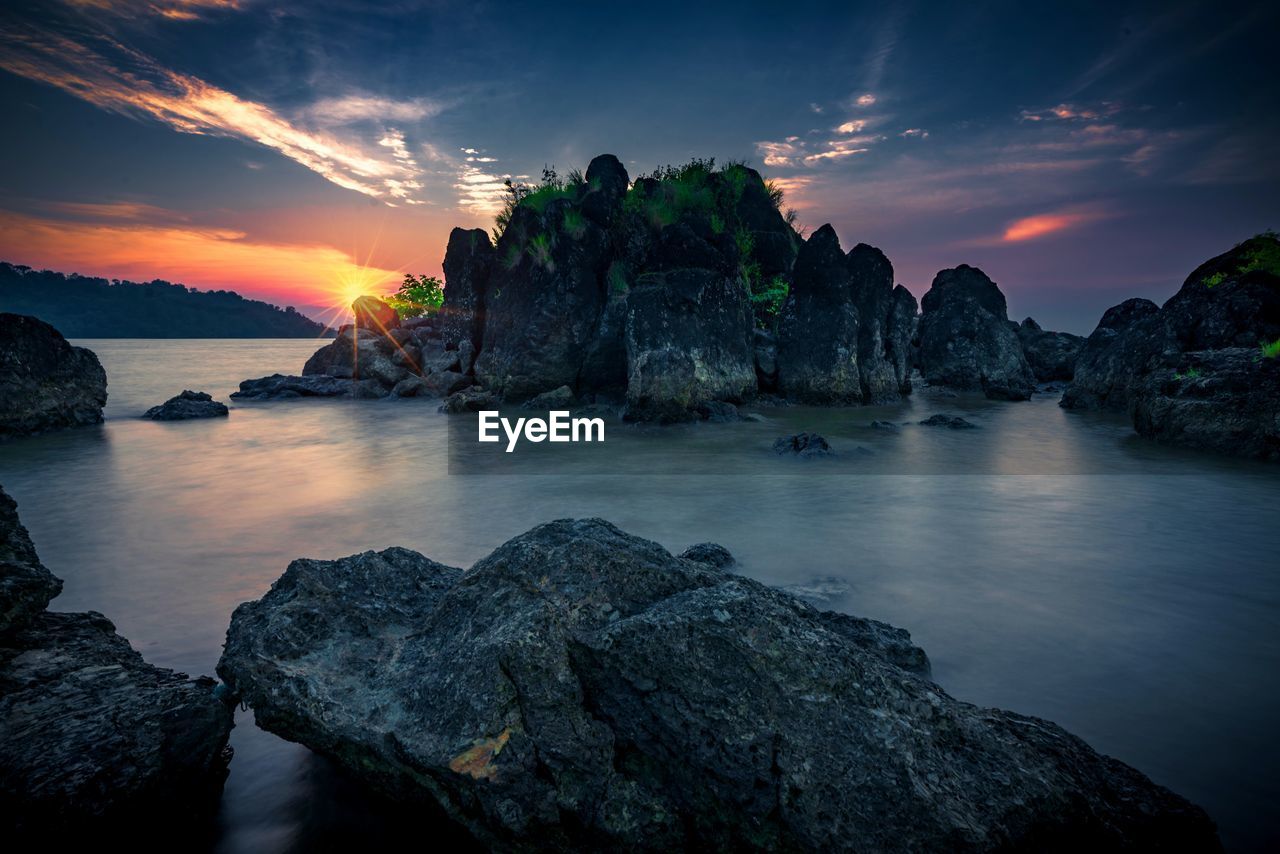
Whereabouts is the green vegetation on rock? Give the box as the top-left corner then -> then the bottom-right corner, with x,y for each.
385,273 -> 444,319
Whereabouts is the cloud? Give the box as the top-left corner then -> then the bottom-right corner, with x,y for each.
0,208 -> 403,310
65,0 -> 243,19
0,26 -> 428,204
854,93 -> 877,107
34,200 -> 181,221
755,133 -> 881,167
1000,208 -> 1109,243
303,95 -> 444,126
1020,102 -> 1123,123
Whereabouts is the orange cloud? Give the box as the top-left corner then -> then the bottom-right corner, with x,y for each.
1001,210 -> 1102,242
0,210 -> 402,316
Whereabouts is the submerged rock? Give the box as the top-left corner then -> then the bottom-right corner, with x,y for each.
0,313 -> 107,440
143,390 -> 229,421
219,519 -> 1218,851
919,413 -> 977,429
772,432 -> 835,457
916,266 -> 1036,400
0,484 -> 233,835
232,373 -> 387,400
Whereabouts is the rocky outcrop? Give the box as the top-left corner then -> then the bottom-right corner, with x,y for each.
1059,298 -> 1167,411
775,227 -> 915,404
219,519 -> 1217,851
920,413 -> 976,429
916,266 -> 1036,400
1015,318 -> 1085,382
0,485 -> 233,834
439,227 -> 495,351
1130,348 -> 1280,459
0,313 -> 107,440
143,390 -> 228,420
0,486 -> 61,636
1061,234 -> 1280,458
352,295 -> 399,331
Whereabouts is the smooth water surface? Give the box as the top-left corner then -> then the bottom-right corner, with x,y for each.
1,340 -> 1277,851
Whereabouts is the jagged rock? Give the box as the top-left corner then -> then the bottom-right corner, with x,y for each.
440,228 -> 495,351
303,326 -> 412,388
0,486 -> 61,636
219,519 -> 1217,851
869,420 -> 899,431
623,266 -> 755,423
390,376 -> 432,397
776,228 -> 916,404
0,313 -> 107,440
423,370 -> 471,398
232,374 -> 387,400
916,266 -> 1036,400
1016,318 -> 1085,382
678,542 -> 735,569
439,388 -> 500,414
521,385 -> 575,410
1131,348 -> 1280,459
352,295 -> 399,331
143,390 -> 228,421
1062,236 -> 1280,444
1060,298 -> 1166,410
753,328 -> 779,392
772,432 -> 835,457
475,195 -> 615,400
0,483 -> 233,834
920,413 -> 977,429
697,400 -> 741,422
1,611 -> 233,834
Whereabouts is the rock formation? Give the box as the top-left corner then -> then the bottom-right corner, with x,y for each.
916,266 -> 1037,400
1015,318 -> 1085,382
0,313 -> 107,439
220,518 -> 1218,851
776,227 -> 916,404
0,485 -> 233,833
143,390 -> 229,420
1062,234 -> 1279,458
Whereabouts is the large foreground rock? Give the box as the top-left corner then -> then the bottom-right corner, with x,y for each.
0,484 -> 233,834
219,519 -> 1217,851
0,313 -> 107,439
1059,298 -> 1168,411
916,266 -> 1036,400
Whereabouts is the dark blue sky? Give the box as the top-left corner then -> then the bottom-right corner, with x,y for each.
1,0 -> 1276,331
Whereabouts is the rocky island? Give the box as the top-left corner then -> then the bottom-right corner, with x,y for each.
0,313 -> 107,440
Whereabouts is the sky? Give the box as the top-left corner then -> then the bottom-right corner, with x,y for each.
0,0 -> 1276,333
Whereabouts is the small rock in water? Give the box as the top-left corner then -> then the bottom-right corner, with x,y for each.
522,385 -> 576,410
773,432 -> 835,457
698,401 -> 741,423
919,413 -> 977,429
438,388 -> 499,414
143,390 -> 229,421
678,542 -> 736,569
869,420 -> 899,431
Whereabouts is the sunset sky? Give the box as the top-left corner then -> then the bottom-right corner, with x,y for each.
1,0 -> 1276,332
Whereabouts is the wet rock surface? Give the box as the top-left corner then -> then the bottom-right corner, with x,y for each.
0,484 -> 233,835
219,519 -> 1218,852
916,266 -> 1036,400
772,432 -> 835,457
919,413 -> 977,429
0,313 -> 107,439
1015,317 -> 1085,382
143,389 -> 229,420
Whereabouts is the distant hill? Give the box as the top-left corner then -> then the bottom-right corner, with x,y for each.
0,262 -> 333,338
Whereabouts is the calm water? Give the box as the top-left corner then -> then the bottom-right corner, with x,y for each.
1,339 -> 1278,851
